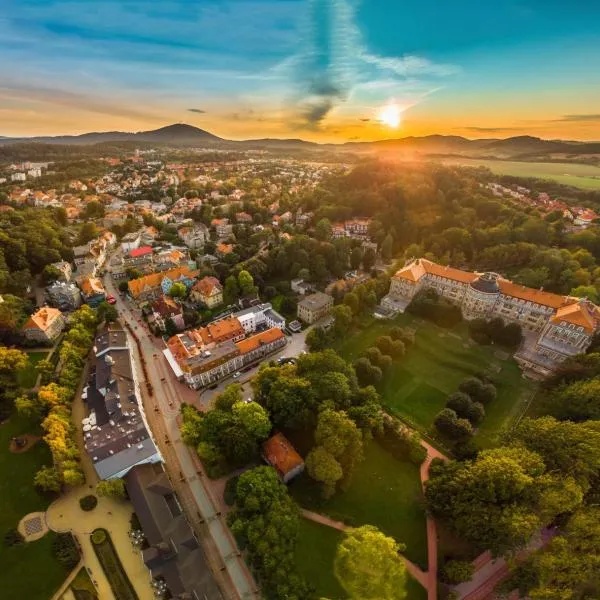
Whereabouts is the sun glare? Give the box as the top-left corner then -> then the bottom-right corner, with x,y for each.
378,104 -> 402,128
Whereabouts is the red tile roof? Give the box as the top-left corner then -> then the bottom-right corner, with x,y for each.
262,433 -> 304,478
129,246 -> 153,258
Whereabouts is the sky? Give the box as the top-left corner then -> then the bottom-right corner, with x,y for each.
2,0 -> 600,142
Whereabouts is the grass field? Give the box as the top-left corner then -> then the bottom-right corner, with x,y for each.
295,519 -> 427,600
439,157 -> 600,190
290,440 -> 428,569
71,566 -> 98,600
16,351 -> 48,389
0,414 -> 67,599
336,315 -> 535,447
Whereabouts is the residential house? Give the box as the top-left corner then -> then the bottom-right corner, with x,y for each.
216,243 -> 234,258
177,224 -> 208,249
121,231 -> 142,252
148,296 -> 184,332
297,292 -> 334,324
291,278 -> 314,295
127,266 -> 199,303
80,277 -> 106,307
22,307 -> 65,343
50,261 -> 73,282
190,276 -> 223,308
232,303 -> 286,333
262,433 -> 305,483
211,218 -> 233,238
46,281 -> 82,311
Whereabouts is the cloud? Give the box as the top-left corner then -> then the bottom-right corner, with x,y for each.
556,114 -> 600,122
187,108 -> 206,114
360,118 -> 370,122
283,0 -> 459,129
462,126 -> 522,133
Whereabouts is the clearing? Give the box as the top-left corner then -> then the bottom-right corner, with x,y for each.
290,440 -> 428,569
336,315 -> 535,447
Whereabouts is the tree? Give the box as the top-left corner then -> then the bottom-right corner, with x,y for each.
223,275 -> 239,304
343,292 -> 360,315
214,384 -> 243,412
306,446 -> 343,498
42,264 -> 62,284
96,479 -> 126,498
306,326 -> 332,351
459,377 -> 497,404
381,234 -> 394,260
434,408 -> 473,439
354,357 -> 382,386
97,301 -> 118,323
77,222 -> 98,245
350,247 -> 364,270
83,200 -> 105,220
546,377 -> 600,421
335,525 -> 407,600
446,392 -> 473,419
331,304 -> 353,337
362,247 -> 376,271
237,269 -> 256,296
34,465 -> 61,492
118,280 -> 129,293
315,218 -> 332,241
168,282 -> 187,299
442,560 -> 475,584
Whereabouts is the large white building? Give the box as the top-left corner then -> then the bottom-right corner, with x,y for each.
382,258 -> 600,376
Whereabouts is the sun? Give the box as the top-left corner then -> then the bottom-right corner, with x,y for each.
378,104 -> 402,128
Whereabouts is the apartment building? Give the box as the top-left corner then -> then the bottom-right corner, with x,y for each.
46,281 -> 82,311
22,307 -> 65,343
297,292 -> 334,324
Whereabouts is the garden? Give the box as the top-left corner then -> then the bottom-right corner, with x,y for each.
335,314 -> 535,448
290,440 -> 428,569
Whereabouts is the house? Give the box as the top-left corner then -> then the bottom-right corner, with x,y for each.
297,292 -> 334,324
190,276 -> 223,308
383,257 -> 600,377
232,303 -> 286,333
124,246 -> 154,270
84,324 -> 161,479
178,224 -> 208,249
22,307 -> 65,343
235,212 -> 253,224
46,281 -> 82,311
127,266 -> 199,303
211,218 -> 233,238
125,463 -> 221,599
262,433 -> 305,483
80,277 -> 106,307
216,243 -> 234,257
148,296 -> 184,332
120,231 -> 142,252
291,278 -> 314,295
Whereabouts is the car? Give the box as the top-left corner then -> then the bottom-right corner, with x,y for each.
232,371 -> 241,379
106,295 -> 116,305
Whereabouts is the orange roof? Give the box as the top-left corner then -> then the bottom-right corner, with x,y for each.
199,317 -> 244,345
497,280 -> 570,309
235,327 -> 284,354
193,276 -> 222,297
127,266 -> 198,298
551,301 -> 600,332
216,243 -> 233,255
262,433 -> 304,477
23,307 -> 62,331
80,277 -> 105,296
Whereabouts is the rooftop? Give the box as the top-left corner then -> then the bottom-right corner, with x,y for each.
298,291 -> 333,311
23,307 -> 62,331
129,246 -> 153,258
262,433 -> 304,478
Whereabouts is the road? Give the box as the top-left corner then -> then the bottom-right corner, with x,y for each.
102,268 -> 258,600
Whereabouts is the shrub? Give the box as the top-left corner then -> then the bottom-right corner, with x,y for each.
53,533 -> 80,568
459,377 -> 497,404
91,529 -> 107,545
224,475 -> 240,506
466,401 -> 486,425
375,417 -> 426,465
4,528 -> 24,547
442,559 -> 475,584
446,392 -> 473,419
79,495 -> 98,512
434,408 -> 473,440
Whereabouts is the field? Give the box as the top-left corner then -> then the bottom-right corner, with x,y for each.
295,519 -> 427,600
0,414 -> 67,599
439,157 -> 600,190
290,440 -> 428,569
16,351 -> 48,389
336,315 -> 535,447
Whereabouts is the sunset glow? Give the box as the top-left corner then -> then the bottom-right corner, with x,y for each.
378,104 -> 402,129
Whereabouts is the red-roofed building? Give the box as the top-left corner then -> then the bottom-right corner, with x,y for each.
262,433 -> 304,483
129,246 -> 153,259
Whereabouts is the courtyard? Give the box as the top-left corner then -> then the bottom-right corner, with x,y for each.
335,315 -> 536,447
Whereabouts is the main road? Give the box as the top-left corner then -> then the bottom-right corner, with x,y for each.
102,267 -> 259,600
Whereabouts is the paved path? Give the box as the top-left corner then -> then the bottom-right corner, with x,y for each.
47,486 -> 156,600
49,560 -> 83,600
103,267 -> 257,600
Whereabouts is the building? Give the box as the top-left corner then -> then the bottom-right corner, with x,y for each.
190,276 -> 223,308
83,324 -> 161,480
124,246 -> 154,269
291,278 -> 314,295
50,261 -> 73,282
11,173 -> 26,182
46,281 -> 82,311
22,307 -> 65,343
211,218 -> 233,238
80,277 -> 106,307
125,463 -> 221,599
216,243 -> 234,257
147,296 -> 184,332
262,433 -> 305,483
297,292 -> 334,324
178,224 -> 208,249
127,266 -> 199,303
165,327 -> 286,388
121,231 -> 142,252
382,257 -> 600,376
232,303 -> 286,333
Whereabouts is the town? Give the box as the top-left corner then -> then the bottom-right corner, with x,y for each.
1,136 -> 600,600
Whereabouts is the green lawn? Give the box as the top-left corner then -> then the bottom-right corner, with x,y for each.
336,316 -> 535,447
290,441 -> 428,569
438,157 -> 600,190
0,414 -> 68,599
295,519 -> 427,600
16,351 -> 48,389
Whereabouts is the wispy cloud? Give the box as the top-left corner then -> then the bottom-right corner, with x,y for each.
462,126 -> 522,133
557,114 -> 600,122
187,108 -> 206,114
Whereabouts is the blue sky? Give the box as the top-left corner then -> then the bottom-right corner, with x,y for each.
2,0 -> 600,140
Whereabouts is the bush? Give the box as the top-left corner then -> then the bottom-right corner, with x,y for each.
459,377 -> 497,404
53,533 -> 80,568
442,559 -> 475,584
224,475 -> 240,506
465,401 -> 486,425
91,529 -> 107,545
79,495 -> 98,512
375,417 -> 426,465
446,392 -> 473,419
3,528 -> 24,547
434,408 -> 473,440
